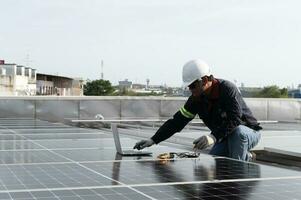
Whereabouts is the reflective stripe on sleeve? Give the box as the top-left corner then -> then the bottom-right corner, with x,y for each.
180,107 -> 195,119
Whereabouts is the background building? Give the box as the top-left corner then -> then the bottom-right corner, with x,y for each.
0,60 -> 36,96
0,60 -> 83,96
36,73 -> 83,96
239,86 -> 262,97
288,84 -> 301,98
118,79 -> 132,91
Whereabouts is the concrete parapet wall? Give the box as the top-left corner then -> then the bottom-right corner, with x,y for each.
0,96 -> 300,122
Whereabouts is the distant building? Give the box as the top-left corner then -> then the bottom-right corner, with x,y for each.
0,60 -> 36,95
169,87 -> 184,96
118,79 -> 132,90
117,79 -> 186,96
239,87 -> 262,97
0,60 -> 83,96
71,78 -> 84,96
132,83 -> 145,89
288,85 -> 301,98
183,88 -> 191,97
36,73 -> 83,96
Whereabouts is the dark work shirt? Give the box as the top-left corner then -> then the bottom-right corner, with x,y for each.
151,79 -> 262,144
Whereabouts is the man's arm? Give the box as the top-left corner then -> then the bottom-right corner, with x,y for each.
133,96 -> 197,150
151,110 -> 192,144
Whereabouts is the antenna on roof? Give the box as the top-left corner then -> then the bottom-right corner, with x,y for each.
25,54 -> 33,67
101,59 -> 104,80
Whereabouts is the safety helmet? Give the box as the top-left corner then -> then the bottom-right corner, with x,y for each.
182,59 -> 211,88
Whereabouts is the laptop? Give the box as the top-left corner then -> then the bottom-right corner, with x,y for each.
111,123 -> 152,156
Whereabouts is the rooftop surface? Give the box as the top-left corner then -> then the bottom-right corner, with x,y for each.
0,118 -> 300,199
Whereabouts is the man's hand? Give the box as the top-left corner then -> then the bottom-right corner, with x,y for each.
133,139 -> 155,150
193,135 -> 216,150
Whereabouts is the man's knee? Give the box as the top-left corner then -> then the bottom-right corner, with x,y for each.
209,142 -> 228,157
231,125 -> 248,141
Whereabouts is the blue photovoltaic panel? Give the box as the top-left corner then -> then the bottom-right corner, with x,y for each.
0,119 -> 300,200
133,179 -> 301,200
82,157 -> 301,185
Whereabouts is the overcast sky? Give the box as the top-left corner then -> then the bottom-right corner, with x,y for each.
1,0 -> 301,87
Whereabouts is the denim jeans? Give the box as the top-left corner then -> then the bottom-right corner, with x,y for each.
209,125 -> 261,161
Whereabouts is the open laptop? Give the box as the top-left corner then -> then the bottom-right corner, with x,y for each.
111,123 -> 152,156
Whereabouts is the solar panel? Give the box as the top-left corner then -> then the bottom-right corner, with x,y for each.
133,179 -> 301,200
82,157 -> 301,185
35,138 -> 130,149
16,128 -> 97,134
18,133 -> 111,140
0,163 -> 120,190
0,140 -> 42,150
0,187 -> 152,200
0,150 -> 68,164
0,118 -> 300,200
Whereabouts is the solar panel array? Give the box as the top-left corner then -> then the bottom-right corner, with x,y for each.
0,118 -> 300,200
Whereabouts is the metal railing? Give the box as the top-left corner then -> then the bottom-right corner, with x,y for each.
0,96 -> 300,123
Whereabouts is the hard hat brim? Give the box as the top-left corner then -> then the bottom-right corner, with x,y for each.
182,79 -> 198,88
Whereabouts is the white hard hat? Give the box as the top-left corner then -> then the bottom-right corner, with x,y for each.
182,59 -> 211,88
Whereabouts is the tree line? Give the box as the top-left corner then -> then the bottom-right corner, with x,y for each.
84,79 -> 290,98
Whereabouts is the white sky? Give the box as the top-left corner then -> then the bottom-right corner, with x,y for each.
1,0 -> 301,87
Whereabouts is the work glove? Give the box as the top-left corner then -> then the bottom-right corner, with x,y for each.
133,139 -> 154,150
193,134 -> 216,151
94,114 -> 104,120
